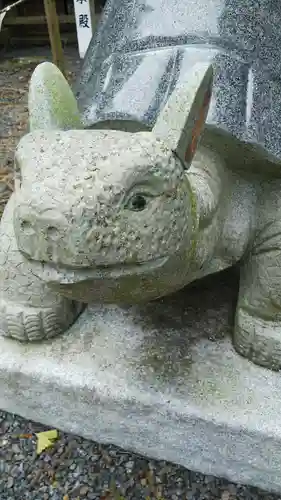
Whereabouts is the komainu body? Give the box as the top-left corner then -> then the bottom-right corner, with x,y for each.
2,60 -> 281,373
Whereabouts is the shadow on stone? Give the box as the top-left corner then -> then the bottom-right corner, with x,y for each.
123,267 -> 240,384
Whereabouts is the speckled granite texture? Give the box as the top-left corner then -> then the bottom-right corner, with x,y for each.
2,270 -> 281,494
76,0 -> 281,161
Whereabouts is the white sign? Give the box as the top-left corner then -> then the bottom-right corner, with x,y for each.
73,0 -> 94,58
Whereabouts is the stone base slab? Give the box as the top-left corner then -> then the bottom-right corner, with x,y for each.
1,270 -> 281,493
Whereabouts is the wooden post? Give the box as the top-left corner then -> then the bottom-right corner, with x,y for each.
43,0 -> 65,75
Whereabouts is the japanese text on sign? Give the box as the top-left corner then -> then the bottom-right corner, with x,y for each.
79,14 -> 90,28
73,0 -> 94,57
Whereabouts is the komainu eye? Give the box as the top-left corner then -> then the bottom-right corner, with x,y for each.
125,193 -> 150,211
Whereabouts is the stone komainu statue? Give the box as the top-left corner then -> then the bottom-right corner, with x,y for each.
2,0 -> 281,372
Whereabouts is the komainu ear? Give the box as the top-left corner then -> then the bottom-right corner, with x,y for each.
28,62 -> 82,131
152,63 -> 213,169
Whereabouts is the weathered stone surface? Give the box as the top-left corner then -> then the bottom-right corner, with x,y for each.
9,59 -> 281,371
1,269 -> 281,493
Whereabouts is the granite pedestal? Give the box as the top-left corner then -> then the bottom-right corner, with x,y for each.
1,269 -> 281,493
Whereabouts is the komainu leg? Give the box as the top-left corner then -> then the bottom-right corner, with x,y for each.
234,222 -> 281,370
0,194 -> 84,341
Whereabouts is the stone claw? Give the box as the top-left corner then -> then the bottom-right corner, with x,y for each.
0,299 -> 84,342
234,307 -> 281,371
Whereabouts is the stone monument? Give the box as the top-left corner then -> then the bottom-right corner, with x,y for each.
2,0 -> 281,493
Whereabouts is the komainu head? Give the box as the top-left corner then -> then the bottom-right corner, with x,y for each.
13,61 -> 213,302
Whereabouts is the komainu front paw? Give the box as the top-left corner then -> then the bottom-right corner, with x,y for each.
0,299 -> 83,341
234,307 -> 281,371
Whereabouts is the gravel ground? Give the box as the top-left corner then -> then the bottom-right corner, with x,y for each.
0,46 -> 281,500
1,410 -> 280,500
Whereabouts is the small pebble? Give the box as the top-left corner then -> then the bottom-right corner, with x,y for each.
80,485 -> 89,495
221,492 -> 230,500
7,477 -> 14,488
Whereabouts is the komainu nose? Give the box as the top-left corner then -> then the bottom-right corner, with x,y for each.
14,204 -> 68,243
19,217 -> 61,240
13,200 -> 70,262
